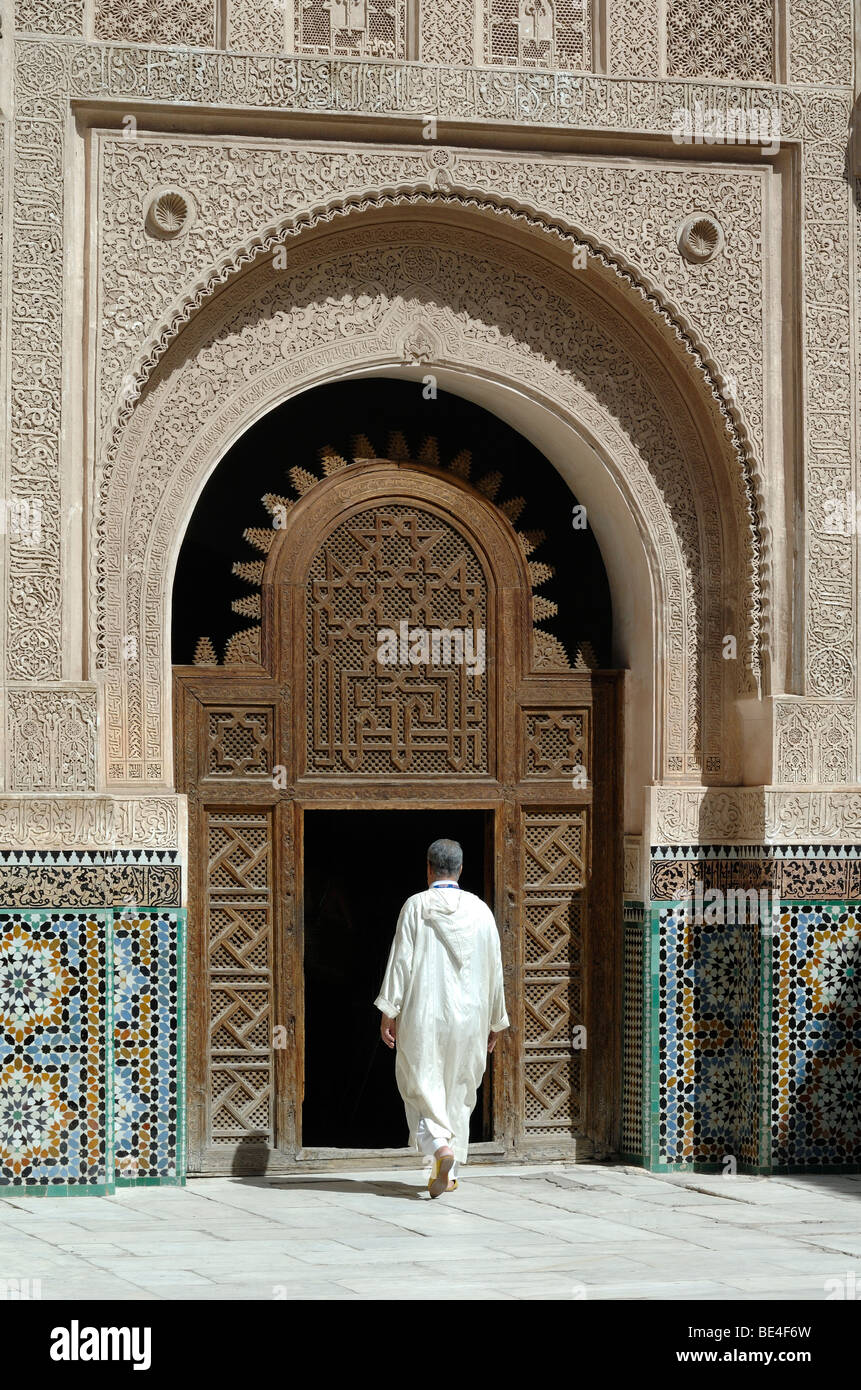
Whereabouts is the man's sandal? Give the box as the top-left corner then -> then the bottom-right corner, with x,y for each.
428,1150 -> 455,1198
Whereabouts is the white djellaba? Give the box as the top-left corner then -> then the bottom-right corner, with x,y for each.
375,884 -> 510,1165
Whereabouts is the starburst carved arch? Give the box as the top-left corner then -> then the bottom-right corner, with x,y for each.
191,431 -> 599,673
102,186 -> 765,689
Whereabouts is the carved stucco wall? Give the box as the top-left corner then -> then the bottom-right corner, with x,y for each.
94,138 -> 769,465
1,7 -> 858,1187
0,33 -> 857,843
96,212 -> 748,789
21,0 -> 850,86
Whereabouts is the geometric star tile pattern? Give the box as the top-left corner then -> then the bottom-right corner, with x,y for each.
0,884 -> 185,1192
113,910 -> 185,1184
650,844 -> 861,1173
0,911 -> 112,1189
771,906 -> 861,1168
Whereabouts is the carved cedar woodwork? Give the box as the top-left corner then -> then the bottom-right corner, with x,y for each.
193,434 -> 578,673
523,710 -> 588,779
175,458 -> 622,1171
206,809 -> 275,1150
306,506 -> 488,775
522,809 -> 587,1134
207,709 -> 273,778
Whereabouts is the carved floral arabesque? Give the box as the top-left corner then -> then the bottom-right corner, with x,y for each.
6,38 -> 854,787
92,141 -> 765,709
99,222 -> 733,787
608,0 -> 659,77
775,700 -> 855,784
419,0 -> 475,65
789,0 -> 853,84
8,90 -> 66,683
803,120 -> 856,699
95,137 -> 768,469
7,688 -> 98,792
14,0 -> 84,35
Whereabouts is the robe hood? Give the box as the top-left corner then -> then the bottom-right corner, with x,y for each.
421,886 -> 480,968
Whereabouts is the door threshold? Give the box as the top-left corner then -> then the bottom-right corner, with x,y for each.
297,1141 -> 505,1163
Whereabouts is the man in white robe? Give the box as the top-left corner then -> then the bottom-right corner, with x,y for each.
375,838 -> 509,1197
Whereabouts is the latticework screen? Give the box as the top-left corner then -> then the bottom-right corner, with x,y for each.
294,0 -> 408,58
666,0 -> 774,79
305,506 -> 489,776
522,810 -> 587,1134
206,810 -> 274,1148
484,0 -> 591,71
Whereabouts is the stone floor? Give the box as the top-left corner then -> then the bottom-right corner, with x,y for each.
1,1163 -> 860,1300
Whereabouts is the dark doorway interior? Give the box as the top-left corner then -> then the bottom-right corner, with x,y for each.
302,808 -> 493,1150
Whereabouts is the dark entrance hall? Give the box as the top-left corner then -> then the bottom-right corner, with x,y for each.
301,809 -> 493,1150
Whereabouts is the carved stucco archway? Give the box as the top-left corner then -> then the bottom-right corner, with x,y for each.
93,201 -> 762,806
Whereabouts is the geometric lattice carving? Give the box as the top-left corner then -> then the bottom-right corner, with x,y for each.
206,812 -> 273,1147
667,0 -> 774,79
484,0 -> 591,70
294,0 -> 407,57
207,709 -> 273,778
306,506 -> 489,775
94,0 -> 215,44
522,810 -> 587,1134
524,710 -> 587,778
197,432 -> 568,675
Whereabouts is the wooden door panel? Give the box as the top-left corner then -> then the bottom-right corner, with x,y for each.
175,462 -> 622,1171
520,808 -> 588,1141
204,806 -> 275,1170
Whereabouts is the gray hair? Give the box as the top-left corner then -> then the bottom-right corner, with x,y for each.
427,838 -> 463,877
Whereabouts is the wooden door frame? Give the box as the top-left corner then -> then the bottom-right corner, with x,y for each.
174,459 -> 624,1172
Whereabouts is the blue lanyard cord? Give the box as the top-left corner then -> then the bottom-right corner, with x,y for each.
431,881 -> 460,889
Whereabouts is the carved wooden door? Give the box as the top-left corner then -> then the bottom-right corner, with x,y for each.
175,460 -> 622,1173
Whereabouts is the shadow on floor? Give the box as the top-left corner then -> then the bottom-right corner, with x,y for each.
231,1175 -> 427,1200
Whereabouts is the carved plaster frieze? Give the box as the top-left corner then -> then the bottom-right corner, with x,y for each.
7,687 -> 98,792
7,39 -> 855,773
0,796 -> 182,848
650,785 -> 861,846
774,699 -> 856,784
13,41 -> 816,138
98,222 -> 738,785
623,834 -> 643,899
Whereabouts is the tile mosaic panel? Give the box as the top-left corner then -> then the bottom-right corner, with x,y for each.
651,846 -> 861,1171
771,906 -> 861,1168
0,911 -> 112,1189
653,906 -> 762,1169
113,910 -> 185,1184
0,851 -> 185,1191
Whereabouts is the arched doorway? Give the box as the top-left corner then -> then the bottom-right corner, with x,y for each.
173,387 -> 622,1174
